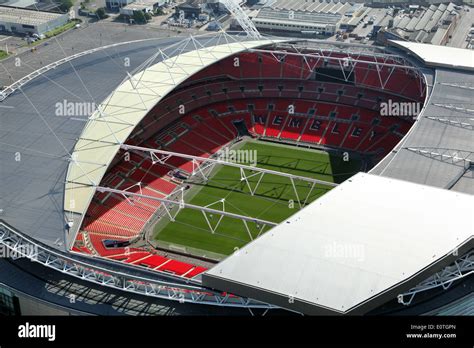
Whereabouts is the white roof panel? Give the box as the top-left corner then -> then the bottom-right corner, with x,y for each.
389,40 -> 474,71
203,173 -> 473,314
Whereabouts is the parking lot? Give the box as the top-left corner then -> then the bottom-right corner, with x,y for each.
0,33 -> 28,56
0,19 -> 191,87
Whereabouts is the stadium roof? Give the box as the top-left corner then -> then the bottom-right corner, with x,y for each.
0,39 -> 174,250
372,68 -> 474,194
389,40 -> 474,71
65,38 -> 282,221
203,172 -> 474,315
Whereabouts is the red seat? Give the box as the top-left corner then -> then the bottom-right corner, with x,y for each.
138,255 -> 167,268
159,259 -> 194,275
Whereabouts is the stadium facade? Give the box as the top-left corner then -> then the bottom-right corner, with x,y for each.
0,33 -> 472,315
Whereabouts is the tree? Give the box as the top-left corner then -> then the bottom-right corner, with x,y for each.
144,12 -> 152,21
133,10 -> 146,24
96,7 -> 108,19
59,0 -> 73,12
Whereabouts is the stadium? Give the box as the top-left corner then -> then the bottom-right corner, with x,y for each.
0,32 -> 473,316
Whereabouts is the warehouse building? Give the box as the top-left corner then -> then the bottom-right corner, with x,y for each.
0,5 -> 69,35
252,7 -> 340,36
374,3 -> 461,45
119,2 -> 153,16
251,0 -> 367,37
107,0 -> 167,11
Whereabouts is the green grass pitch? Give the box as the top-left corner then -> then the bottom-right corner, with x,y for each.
153,140 -> 362,257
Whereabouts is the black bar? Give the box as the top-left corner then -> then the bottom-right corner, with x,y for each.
0,315 -> 472,346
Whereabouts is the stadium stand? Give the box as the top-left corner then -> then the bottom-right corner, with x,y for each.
73,50 -> 424,280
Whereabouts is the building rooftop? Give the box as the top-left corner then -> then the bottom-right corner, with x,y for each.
0,5 -> 65,26
1,0 -> 37,8
122,3 -> 152,11
256,7 -> 341,25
